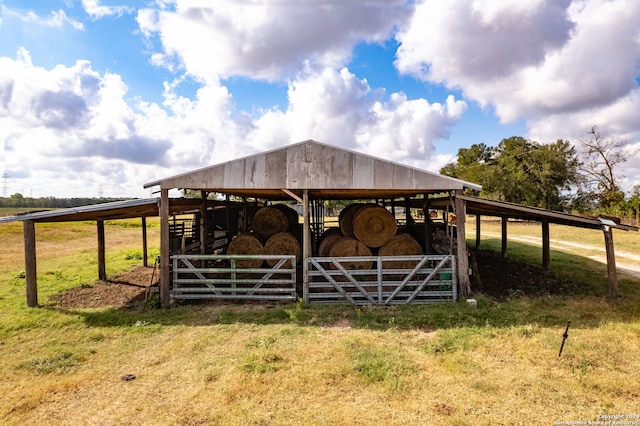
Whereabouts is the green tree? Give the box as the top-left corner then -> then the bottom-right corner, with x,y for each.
440,143 -> 495,192
441,137 -> 581,211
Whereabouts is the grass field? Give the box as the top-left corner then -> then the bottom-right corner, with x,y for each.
1,217 -> 639,425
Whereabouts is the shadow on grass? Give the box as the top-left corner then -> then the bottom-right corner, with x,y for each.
49,242 -> 640,332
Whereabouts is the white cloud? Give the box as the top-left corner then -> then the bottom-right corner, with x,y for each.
136,0 -> 410,82
1,46 -> 470,198
81,0 -> 133,19
395,0 -> 640,148
1,6 -> 84,30
243,67 -> 467,169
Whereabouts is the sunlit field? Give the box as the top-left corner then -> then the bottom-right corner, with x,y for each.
1,217 -> 639,425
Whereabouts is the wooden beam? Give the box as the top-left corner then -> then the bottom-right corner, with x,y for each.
475,214 -> 481,249
24,220 -> 38,307
97,220 -> 106,281
603,225 -> 619,298
302,189 -> 311,303
501,217 -> 508,259
542,220 -> 550,271
455,191 -> 471,297
423,194 -> 433,254
281,188 -> 303,203
160,189 -> 171,308
404,197 -> 413,226
142,216 -> 148,267
200,191 -> 208,255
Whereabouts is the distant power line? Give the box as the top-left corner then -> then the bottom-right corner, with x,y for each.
1,172 -> 9,197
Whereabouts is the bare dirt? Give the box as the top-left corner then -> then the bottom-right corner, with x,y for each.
48,265 -> 158,310
470,249 -> 583,300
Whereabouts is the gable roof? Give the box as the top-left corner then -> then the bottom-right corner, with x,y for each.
144,140 -> 481,200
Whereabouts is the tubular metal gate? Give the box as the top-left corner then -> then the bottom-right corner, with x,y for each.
171,254 -> 297,301
305,255 -> 457,305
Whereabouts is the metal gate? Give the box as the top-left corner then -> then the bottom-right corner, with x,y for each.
305,255 -> 456,305
171,254 -> 297,301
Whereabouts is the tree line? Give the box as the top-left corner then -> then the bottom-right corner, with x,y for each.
0,193 -> 132,209
441,127 -> 639,222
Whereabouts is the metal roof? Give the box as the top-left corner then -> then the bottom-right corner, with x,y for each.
144,140 -> 482,200
429,195 -> 638,231
0,198 -> 213,223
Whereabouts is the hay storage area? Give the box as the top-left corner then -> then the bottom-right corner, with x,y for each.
251,206 -> 289,240
352,204 -> 397,248
338,203 -> 365,238
226,233 -> 264,268
328,237 -> 373,270
379,233 -> 423,271
264,232 -> 301,267
318,228 -> 343,256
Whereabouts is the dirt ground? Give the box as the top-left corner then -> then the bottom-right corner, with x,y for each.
470,249 -> 582,300
48,251 -> 574,309
48,265 -> 158,310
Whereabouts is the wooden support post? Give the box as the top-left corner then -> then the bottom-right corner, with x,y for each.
142,216 -> 148,267
603,225 -> 619,298
455,191 -> 471,297
423,194 -> 433,254
200,191 -> 208,255
24,220 -> 38,307
542,220 -> 550,271
303,189 -> 311,303
475,214 -> 481,249
501,217 -> 508,259
160,189 -> 171,308
404,197 -> 413,226
97,220 -> 106,281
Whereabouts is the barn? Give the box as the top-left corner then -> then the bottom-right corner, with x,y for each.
4,140 -> 636,308
143,139 -> 637,307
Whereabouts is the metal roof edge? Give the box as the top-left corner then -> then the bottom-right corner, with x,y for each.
143,139 -> 482,191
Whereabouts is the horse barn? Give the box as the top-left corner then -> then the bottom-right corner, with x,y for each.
5,140 -> 637,308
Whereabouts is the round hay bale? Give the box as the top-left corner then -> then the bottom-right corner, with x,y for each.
338,203 -> 365,238
318,228 -> 343,256
270,203 -> 299,229
379,233 -> 423,271
264,232 -> 301,266
251,206 -> 289,240
226,233 -> 264,268
352,204 -> 397,248
329,237 -> 373,270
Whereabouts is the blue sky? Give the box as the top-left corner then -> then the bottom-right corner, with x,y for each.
0,0 -> 638,198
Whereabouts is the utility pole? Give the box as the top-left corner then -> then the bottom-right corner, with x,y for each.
1,172 -> 9,197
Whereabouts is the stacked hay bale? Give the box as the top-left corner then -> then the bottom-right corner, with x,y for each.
379,233 -> 423,272
227,205 -> 301,268
320,203 -> 423,271
226,233 -> 265,268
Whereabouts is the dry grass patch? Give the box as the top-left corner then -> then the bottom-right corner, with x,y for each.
1,218 -> 640,425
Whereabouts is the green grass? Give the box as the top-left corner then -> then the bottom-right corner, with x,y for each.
0,219 -> 639,424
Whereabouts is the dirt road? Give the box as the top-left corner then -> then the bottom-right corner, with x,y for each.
481,232 -> 640,279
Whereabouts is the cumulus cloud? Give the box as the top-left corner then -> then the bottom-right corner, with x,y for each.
81,0 -> 133,19
0,49 -> 177,196
136,0 -> 410,82
243,67 -> 467,168
395,0 -> 640,142
1,42 -> 469,197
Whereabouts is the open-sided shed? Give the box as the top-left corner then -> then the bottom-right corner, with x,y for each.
5,140 -> 635,308
143,140 -> 483,307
